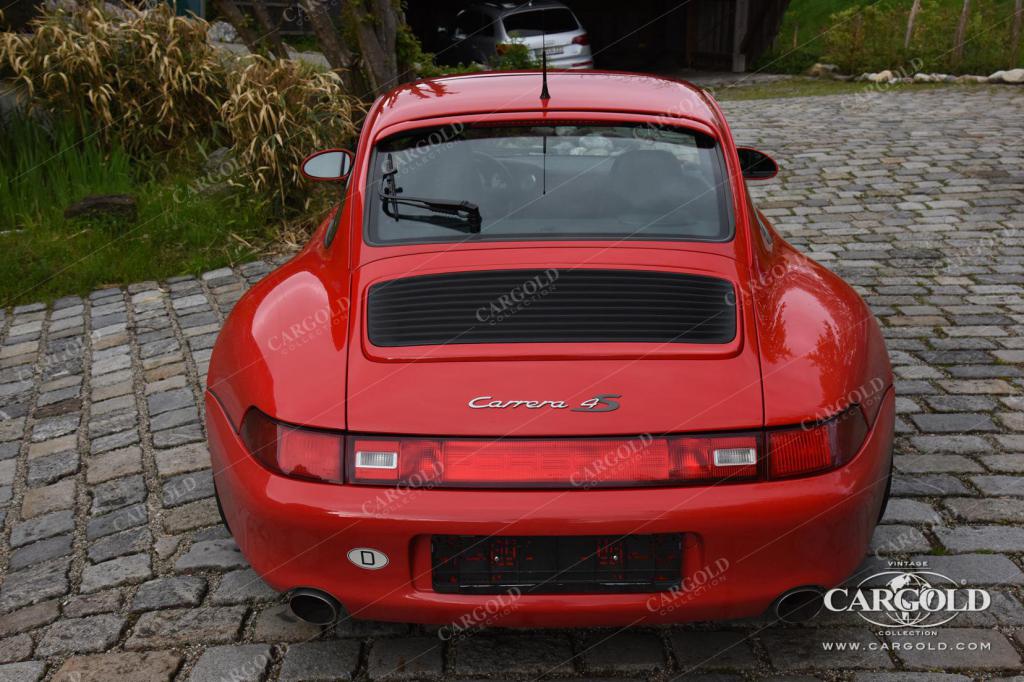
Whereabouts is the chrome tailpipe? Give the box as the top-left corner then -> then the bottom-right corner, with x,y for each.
288,588 -> 342,625
773,586 -> 825,624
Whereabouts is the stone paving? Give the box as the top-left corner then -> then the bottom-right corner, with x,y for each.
1,85 -> 1023,681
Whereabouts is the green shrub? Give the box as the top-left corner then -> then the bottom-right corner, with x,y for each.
820,1 -> 1024,75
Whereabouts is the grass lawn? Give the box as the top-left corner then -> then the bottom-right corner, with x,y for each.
0,116 -> 277,307
711,78 -> 969,101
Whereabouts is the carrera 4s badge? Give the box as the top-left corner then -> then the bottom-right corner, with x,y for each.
468,394 -> 621,412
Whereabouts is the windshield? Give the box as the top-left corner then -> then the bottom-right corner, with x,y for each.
366,124 -> 734,246
502,9 -> 579,36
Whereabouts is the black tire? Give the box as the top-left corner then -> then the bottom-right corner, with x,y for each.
214,483 -> 232,534
877,448 -> 894,524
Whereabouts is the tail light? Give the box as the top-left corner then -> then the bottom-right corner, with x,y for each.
346,434 -> 761,487
572,33 -> 590,45
239,409 -> 344,483
237,408 -> 871,487
767,406 -> 869,479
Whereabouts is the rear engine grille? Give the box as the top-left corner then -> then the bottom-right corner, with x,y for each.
431,533 -> 683,594
366,269 -> 736,346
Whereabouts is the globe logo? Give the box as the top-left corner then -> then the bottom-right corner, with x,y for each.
823,570 -> 991,628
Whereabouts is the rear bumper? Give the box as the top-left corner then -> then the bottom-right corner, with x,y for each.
206,389 -> 894,627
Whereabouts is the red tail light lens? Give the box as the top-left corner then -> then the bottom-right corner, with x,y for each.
239,409 -> 344,483
572,33 -> 590,45
347,434 -> 760,487
768,406 -> 869,479
237,407 -> 871,487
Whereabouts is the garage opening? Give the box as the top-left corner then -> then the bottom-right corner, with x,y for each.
406,0 -> 790,73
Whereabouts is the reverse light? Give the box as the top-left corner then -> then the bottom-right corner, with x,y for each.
237,409 -> 870,487
347,434 -> 761,487
239,409 -> 344,483
767,406 -> 869,479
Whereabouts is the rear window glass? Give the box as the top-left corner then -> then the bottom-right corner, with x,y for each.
366,124 -> 734,246
502,9 -> 578,36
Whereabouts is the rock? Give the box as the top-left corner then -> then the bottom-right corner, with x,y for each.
1002,67 -> 1024,83
806,62 -> 839,78
189,644 -> 271,682
80,553 -> 152,592
0,601 -> 60,637
0,559 -> 70,611
869,69 -> 894,83
36,614 -> 126,656
64,195 -> 137,222
131,576 -> 206,612
175,538 -> 247,571
279,641 -> 360,682
126,606 -> 246,649
250,604 -> 322,642
0,662 -> 45,682
53,651 -> 183,682
913,73 -> 932,83
208,20 -> 240,44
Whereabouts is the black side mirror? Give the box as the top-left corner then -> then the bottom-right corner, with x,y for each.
737,147 -> 779,181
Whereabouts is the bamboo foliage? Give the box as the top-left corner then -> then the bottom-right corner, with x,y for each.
0,2 -> 360,210
0,3 -> 225,154
220,56 -> 358,208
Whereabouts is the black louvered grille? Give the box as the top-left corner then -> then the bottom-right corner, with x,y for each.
366,269 -> 736,347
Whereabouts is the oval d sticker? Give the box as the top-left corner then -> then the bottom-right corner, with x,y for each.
347,548 -> 389,570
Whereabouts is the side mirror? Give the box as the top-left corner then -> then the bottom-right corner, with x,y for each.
737,147 -> 778,181
301,149 -> 353,182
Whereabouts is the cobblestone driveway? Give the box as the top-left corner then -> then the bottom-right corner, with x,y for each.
1,86 -> 1023,681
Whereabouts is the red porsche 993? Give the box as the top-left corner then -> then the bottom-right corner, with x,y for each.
206,70 -> 895,628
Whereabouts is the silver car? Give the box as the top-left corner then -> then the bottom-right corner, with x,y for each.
440,1 -> 594,70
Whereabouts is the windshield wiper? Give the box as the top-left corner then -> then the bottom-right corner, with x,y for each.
379,153 -> 481,234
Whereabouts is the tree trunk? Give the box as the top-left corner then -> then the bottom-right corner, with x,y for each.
904,0 -> 921,49
1012,0 -> 1023,67
953,0 -> 971,64
211,0 -> 263,55
300,0 -> 360,91
347,0 -> 403,96
251,0 -> 290,60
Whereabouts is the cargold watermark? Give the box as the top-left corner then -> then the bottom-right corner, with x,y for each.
645,555 -> 729,616
474,269 -> 560,325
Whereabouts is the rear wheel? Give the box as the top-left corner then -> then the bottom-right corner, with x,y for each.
877,448 -> 894,523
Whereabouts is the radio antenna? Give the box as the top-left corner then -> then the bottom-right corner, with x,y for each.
538,2 -> 550,100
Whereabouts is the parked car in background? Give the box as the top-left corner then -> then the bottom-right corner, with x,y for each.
436,0 -> 593,69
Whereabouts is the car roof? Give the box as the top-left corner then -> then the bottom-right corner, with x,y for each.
369,70 -> 723,135
472,1 -> 570,17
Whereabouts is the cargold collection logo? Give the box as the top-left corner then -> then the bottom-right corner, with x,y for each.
824,564 -> 990,628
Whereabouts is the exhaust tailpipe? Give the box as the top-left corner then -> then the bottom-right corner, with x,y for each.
773,587 -> 825,624
289,588 -> 342,625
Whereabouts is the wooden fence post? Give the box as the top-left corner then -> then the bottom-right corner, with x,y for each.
905,0 -> 921,49
953,0 -> 971,65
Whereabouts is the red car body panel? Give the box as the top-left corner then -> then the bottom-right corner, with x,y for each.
206,71 -> 895,626
207,388 -> 894,626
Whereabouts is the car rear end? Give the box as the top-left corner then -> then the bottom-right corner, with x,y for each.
207,80 -> 893,627
207,247 -> 895,626
207,389 -> 894,627
498,2 -> 593,69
